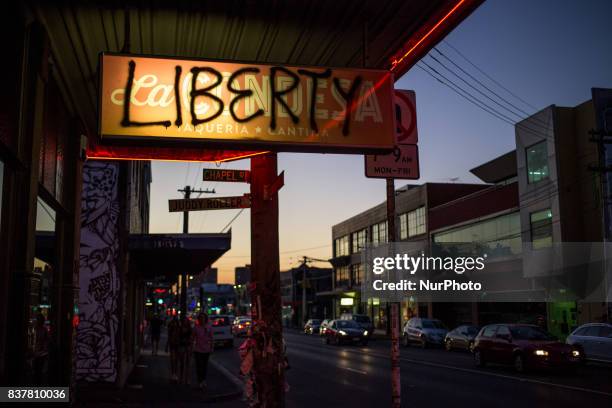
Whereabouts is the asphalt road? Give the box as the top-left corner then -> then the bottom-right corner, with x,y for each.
211,330 -> 612,408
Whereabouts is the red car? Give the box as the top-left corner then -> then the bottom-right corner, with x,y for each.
473,324 -> 581,373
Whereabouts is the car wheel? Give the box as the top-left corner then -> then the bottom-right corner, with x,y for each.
474,349 -> 485,367
402,333 -> 409,347
420,336 -> 427,349
513,354 -> 525,373
445,339 -> 452,351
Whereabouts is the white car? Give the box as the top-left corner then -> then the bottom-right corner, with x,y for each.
566,323 -> 612,363
210,315 -> 234,348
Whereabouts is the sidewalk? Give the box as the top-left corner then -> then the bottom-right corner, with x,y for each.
75,347 -> 244,407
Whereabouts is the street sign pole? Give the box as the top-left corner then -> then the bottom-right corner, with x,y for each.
176,185 -> 215,316
250,153 -> 284,407
386,177 -> 401,408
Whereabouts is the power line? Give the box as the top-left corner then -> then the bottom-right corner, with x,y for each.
221,208 -> 245,233
442,40 -> 539,111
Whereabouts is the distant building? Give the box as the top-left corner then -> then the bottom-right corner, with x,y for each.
281,266 -> 333,327
202,267 -> 218,284
235,265 -> 251,285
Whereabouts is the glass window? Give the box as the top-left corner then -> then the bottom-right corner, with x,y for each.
351,264 -> 364,286
351,229 -> 367,253
583,326 -> 601,337
526,141 -> 549,184
334,235 -> 349,257
399,213 -> 408,240
408,207 -> 426,237
335,266 -> 350,288
482,326 -> 497,337
530,209 -> 553,249
372,221 -> 387,245
432,212 -> 522,258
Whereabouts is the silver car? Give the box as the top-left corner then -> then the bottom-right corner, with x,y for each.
566,323 -> 612,363
402,317 -> 448,348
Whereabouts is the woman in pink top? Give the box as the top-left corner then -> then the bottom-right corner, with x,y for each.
193,313 -> 214,389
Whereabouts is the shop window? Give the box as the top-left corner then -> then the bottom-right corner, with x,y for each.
530,209 -> 553,249
28,197 -> 56,385
526,141 -> 549,184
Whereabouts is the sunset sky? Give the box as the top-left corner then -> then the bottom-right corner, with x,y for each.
149,0 -> 612,284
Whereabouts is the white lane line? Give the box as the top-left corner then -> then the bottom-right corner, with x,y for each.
286,338 -> 612,398
209,357 -> 244,390
340,366 -> 367,375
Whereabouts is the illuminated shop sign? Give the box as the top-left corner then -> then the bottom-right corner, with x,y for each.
99,54 -> 395,153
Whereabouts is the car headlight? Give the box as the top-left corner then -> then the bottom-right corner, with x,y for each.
534,349 -> 549,356
339,330 -> 347,336
572,350 -> 580,357
363,330 -> 369,336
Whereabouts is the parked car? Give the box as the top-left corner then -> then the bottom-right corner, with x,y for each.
566,323 -> 612,363
340,314 -> 375,338
445,325 -> 480,352
402,318 -> 447,348
304,319 -> 322,334
323,319 -> 369,346
473,324 -> 581,373
232,316 -> 252,337
319,319 -> 331,336
210,315 -> 234,347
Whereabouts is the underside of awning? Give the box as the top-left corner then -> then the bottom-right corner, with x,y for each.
29,0 -> 482,143
128,233 -> 231,278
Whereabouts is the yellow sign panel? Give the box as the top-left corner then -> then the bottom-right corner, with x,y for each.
99,54 -> 395,152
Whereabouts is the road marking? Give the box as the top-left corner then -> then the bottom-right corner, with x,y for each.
285,334 -> 612,397
398,357 -> 612,398
209,357 -> 244,390
339,366 -> 367,375
136,364 -> 148,368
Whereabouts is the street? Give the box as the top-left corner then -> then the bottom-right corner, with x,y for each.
212,330 -> 612,408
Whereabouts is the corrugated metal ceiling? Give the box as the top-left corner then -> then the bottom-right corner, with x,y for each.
28,0 -> 476,135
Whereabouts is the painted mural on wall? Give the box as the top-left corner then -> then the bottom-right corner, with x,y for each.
76,161 -> 120,382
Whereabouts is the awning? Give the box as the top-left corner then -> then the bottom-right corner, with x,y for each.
128,233 -> 231,279
30,0 -> 482,154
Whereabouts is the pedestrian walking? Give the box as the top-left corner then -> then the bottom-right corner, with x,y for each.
150,314 -> 163,356
167,315 -> 180,382
177,315 -> 193,385
192,313 -> 214,390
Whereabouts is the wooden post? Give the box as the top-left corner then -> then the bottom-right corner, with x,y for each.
250,152 -> 284,407
386,178 -> 401,408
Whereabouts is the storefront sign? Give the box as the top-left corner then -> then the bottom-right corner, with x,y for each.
340,297 -> 354,306
168,194 -> 251,212
99,54 -> 395,153
203,168 -> 250,183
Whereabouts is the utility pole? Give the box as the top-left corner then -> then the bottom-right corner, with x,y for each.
386,178 -> 401,408
250,153 -> 284,407
177,185 -> 215,316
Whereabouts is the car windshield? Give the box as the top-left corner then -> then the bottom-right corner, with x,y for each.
336,320 -> 359,329
509,326 -> 555,341
466,326 -> 480,335
353,315 -> 371,323
422,320 -> 444,329
311,320 -> 321,324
